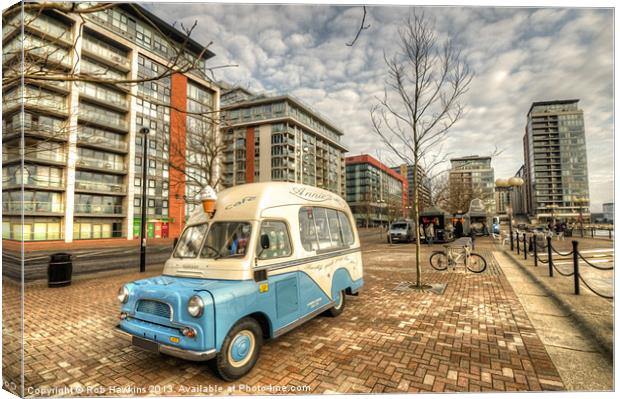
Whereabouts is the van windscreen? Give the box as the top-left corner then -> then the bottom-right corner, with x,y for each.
391,223 -> 408,229
201,222 -> 252,259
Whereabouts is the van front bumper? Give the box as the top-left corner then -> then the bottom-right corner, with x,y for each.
113,325 -> 216,362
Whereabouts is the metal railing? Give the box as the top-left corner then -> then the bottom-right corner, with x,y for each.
510,231 -> 613,299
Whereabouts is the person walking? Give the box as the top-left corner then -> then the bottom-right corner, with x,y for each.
468,227 -> 476,250
425,222 -> 435,246
455,219 -> 463,238
482,221 -> 489,236
557,222 -> 565,241
419,223 -> 426,243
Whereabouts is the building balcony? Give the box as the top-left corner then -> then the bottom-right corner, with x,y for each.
3,176 -> 64,191
78,91 -> 129,113
3,201 -> 64,215
2,122 -> 69,142
3,151 -> 67,166
74,203 -> 124,216
74,180 -> 126,195
77,112 -> 128,133
75,157 -> 127,174
77,134 -> 128,153
80,41 -> 131,72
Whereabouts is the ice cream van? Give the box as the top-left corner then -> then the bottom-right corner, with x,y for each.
114,182 -> 364,380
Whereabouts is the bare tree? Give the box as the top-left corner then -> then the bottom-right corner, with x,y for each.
164,114 -> 227,204
346,6 -> 370,47
370,12 -> 473,289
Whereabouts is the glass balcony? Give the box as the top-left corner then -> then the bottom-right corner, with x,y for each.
78,83 -> 127,109
78,108 -> 128,131
74,180 -> 125,194
77,134 -> 128,151
75,156 -> 126,172
3,149 -> 66,164
74,203 -> 124,215
82,36 -> 130,69
3,201 -> 63,213
3,175 -> 63,189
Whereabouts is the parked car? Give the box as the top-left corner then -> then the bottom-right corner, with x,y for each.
114,182 -> 364,381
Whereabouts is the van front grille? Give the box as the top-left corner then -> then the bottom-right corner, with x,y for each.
136,300 -> 171,319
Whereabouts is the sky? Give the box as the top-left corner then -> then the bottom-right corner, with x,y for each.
146,2 -> 614,211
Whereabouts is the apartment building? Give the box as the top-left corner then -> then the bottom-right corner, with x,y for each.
390,164 -> 432,212
345,155 -> 408,227
523,100 -> 590,222
448,155 -> 496,214
2,4 -> 219,242
220,86 -> 346,196
511,165 -> 528,216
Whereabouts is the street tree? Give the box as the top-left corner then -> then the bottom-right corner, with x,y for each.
370,11 -> 473,289
163,114 -> 227,211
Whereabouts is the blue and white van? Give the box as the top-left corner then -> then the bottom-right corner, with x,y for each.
114,182 -> 364,380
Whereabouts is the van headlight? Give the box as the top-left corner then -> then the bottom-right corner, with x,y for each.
188,295 -> 204,317
117,285 -> 129,304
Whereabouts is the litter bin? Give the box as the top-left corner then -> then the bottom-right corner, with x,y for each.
48,253 -> 72,287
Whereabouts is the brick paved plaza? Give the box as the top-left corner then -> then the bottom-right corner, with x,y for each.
3,236 -> 566,396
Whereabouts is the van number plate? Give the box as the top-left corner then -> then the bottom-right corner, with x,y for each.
132,336 -> 159,353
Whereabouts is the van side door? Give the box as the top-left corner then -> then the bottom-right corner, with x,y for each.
255,220 -> 300,331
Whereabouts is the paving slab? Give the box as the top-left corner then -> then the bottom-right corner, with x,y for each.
2,236 -> 568,395
492,249 -> 612,391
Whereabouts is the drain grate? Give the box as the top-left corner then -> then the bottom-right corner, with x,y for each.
394,281 -> 447,295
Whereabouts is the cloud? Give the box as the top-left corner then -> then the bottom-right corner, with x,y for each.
147,4 -> 613,211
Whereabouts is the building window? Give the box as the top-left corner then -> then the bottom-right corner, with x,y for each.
134,198 -> 141,207
134,177 -> 141,186
148,179 -> 156,188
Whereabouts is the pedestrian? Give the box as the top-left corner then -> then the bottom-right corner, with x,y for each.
557,222 -> 565,241
425,223 -> 435,246
468,227 -> 476,250
455,219 -> 463,238
445,222 -> 454,241
482,221 -> 489,236
419,223 -> 426,242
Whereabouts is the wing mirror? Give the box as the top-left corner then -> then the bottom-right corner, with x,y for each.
255,234 -> 271,266
260,234 -> 270,249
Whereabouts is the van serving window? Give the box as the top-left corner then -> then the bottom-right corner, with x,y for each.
338,211 -> 355,246
299,207 -> 318,251
299,207 -> 354,252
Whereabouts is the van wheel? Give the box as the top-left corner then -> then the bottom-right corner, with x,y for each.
327,290 -> 346,317
215,318 -> 262,381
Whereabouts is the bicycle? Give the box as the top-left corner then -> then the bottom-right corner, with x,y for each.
429,242 -> 487,273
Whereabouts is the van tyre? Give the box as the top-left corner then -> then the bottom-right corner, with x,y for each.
327,290 -> 346,317
215,318 -> 262,381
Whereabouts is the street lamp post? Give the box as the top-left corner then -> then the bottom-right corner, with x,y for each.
139,127 -> 150,273
378,199 -> 387,241
495,177 -> 524,251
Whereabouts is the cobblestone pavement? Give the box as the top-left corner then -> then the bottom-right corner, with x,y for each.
3,237 -> 565,396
